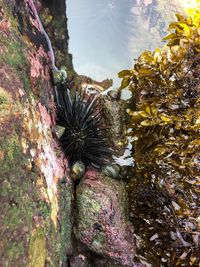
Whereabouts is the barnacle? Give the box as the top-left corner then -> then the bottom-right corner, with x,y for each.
56,88 -> 112,168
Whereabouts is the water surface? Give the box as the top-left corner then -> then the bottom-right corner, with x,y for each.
67,0 -> 185,87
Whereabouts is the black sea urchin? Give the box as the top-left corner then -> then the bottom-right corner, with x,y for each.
56,88 -> 112,167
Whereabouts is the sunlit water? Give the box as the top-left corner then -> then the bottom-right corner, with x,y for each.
66,1 -> 187,166
66,0 -> 186,88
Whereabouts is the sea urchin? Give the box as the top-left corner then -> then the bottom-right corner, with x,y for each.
56,88 -> 112,167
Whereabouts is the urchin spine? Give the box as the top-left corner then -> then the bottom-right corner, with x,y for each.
57,88 -> 112,167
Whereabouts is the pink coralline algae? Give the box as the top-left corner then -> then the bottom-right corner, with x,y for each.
38,103 -> 69,184
36,102 -> 70,228
29,47 -> 50,79
25,0 -> 42,32
75,171 -> 142,266
0,17 -> 10,33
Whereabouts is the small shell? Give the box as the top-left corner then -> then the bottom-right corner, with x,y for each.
71,161 -> 86,180
52,68 -> 67,85
53,125 -> 65,139
101,164 -> 120,179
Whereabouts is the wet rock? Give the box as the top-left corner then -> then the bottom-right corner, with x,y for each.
75,170 -> 137,266
102,96 -> 127,156
0,1 -> 73,265
70,254 -> 90,267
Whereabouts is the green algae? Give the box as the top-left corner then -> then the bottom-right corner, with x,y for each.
0,134 -> 22,173
90,233 -> 106,254
78,189 -> 101,215
0,1 -> 73,265
0,33 -> 33,100
59,180 -> 73,265
0,136 -> 36,265
2,241 -> 25,267
28,228 -> 46,267
0,133 -> 53,265
0,33 -> 26,68
0,90 -> 9,105
0,87 -> 10,112
0,104 -> 49,265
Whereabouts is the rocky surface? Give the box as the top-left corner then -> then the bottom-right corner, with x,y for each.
0,0 -> 73,266
102,95 -> 127,157
128,0 -> 184,55
0,1 -> 146,266
75,170 -> 140,267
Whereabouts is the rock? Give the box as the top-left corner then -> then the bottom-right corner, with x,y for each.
0,1 -> 73,266
75,170 -> 137,266
102,97 -> 127,156
70,254 -> 90,267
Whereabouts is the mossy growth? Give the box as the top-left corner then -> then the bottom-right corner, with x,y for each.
0,87 -> 10,111
118,10 -> 200,267
0,2 -> 72,266
0,30 -> 33,99
0,32 -> 26,69
0,134 -> 35,265
57,179 -> 73,265
28,228 -> 46,267
0,131 -> 64,266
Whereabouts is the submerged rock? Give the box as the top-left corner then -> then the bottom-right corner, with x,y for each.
75,170 -> 138,266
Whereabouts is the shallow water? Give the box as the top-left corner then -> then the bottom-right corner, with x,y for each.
66,0 -> 185,88
66,0 -> 186,166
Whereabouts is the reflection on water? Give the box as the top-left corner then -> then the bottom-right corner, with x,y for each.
67,0 -> 185,87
